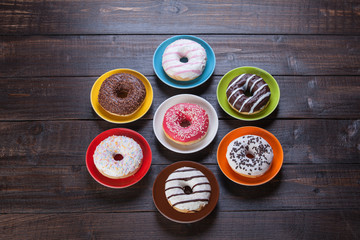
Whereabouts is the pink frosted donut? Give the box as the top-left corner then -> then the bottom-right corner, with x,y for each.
162,103 -> 209,145
162,39 -> 207,81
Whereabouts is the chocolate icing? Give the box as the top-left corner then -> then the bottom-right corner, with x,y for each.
165,175 -> 205,182
226,74 -> 271,113
167,190 -> 211,200
172,198 -> 210,207
98,73 -> 146,116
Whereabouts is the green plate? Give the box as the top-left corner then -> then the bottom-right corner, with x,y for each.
217,66 -> 280,121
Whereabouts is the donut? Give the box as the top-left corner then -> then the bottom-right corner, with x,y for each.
162,103 -> 209,145
226,135 -> 274,178
162,39 -> 207,81
98,73 -> 146,116
165,166 -> 211,213
93,135 -> 143,179
226,74 -> 271,115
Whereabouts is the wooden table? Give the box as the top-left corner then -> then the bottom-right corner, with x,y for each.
1,1 -> 359,239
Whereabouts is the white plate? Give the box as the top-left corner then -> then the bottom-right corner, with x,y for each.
153,94 -> 219,154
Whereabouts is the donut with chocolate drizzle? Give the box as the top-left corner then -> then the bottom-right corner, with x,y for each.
165,166 -> 211,213
98,73 -> 146,116
226,74 -> 271,115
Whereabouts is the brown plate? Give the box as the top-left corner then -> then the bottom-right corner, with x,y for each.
152,161 -> 219,223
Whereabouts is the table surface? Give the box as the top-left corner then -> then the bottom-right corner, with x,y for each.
1,0 -> 359,239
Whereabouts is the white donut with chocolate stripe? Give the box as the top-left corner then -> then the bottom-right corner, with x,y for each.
165,167 -> 211,213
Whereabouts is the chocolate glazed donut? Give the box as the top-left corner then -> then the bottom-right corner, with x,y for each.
226,74 -> 271,115
98,73 -> 146,116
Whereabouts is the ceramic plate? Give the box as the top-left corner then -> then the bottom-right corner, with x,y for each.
153,35 -> 216,89
153,161 -> 219,223
217,126 -> 283,186
86,128 -> 152,188
153,94 -> 218,154
217,66 -> 280,121
90,68 -> 153,124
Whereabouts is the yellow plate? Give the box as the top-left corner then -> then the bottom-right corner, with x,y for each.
90,69 -> 153,124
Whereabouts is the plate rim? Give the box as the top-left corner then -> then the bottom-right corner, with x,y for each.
216,66 -> 280,121
152,161 -> 219,223
85,128 -> 152,188
90,68 -> 153,124
217,126 -> 283,186
153,35 -> 216,89
153,94 -> 219,154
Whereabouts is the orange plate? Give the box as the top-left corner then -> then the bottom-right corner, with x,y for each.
217,126 -> 283,186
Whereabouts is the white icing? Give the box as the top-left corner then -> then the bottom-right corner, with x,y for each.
252,83 -> 268,96
226,135 -> 274,177
165,167 -> 211,212
249,78 -> 263,92
162,39 -> 207,81
238,96 -> 252,112
227,74 -> 270,113
249,92 -> 271,113
226,74 -> 245,92
242,74 -> 255,90
227,88 -> 241,101
93,135 -> 143,178
232,93 -> 245,109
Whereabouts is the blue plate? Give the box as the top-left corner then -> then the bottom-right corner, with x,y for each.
153,35 -> 216,89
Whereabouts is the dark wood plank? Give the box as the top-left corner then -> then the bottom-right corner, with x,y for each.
1,35 -> 359,77
1,164 -> 359,214
0,0 -> 359,35
0,119 -> 358,166
1,76 -> 359,120
0,0 -> 359,238
0,210 -> 359,239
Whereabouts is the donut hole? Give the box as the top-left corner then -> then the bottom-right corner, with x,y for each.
246,152 -> 255,159
180,57 -> 189,63
113,154 -> 124,161
179,119 -> 191,128
183,186 -> 193,194
244,88 -> 253,97
115,88 -> 128,98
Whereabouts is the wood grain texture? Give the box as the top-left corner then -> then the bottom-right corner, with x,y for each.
1,0 -> 359,238
1,164 -> 359,213
0,0 -> 359,35
1,35 -> 359,77
0,119 -> 359,166
0,211 -> 359,239
1,76 -> 359,120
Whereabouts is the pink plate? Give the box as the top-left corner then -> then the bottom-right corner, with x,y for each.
86,128 -> 152,188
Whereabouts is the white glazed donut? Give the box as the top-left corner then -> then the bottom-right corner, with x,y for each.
226,135 -> 274,178
162,39 -> 207,81
93,135 -> 143,179
165,166 -> 211,213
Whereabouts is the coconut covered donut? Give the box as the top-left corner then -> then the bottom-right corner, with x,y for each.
165,166 -> 211,213
93,135 -> 143,179
226,74 -> 271,115
162,103 -> 209,145
162,39 -> 207,81
226,135 -> 274,178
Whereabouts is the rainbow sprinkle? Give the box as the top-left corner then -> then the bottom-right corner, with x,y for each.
93,135 -> 143,178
